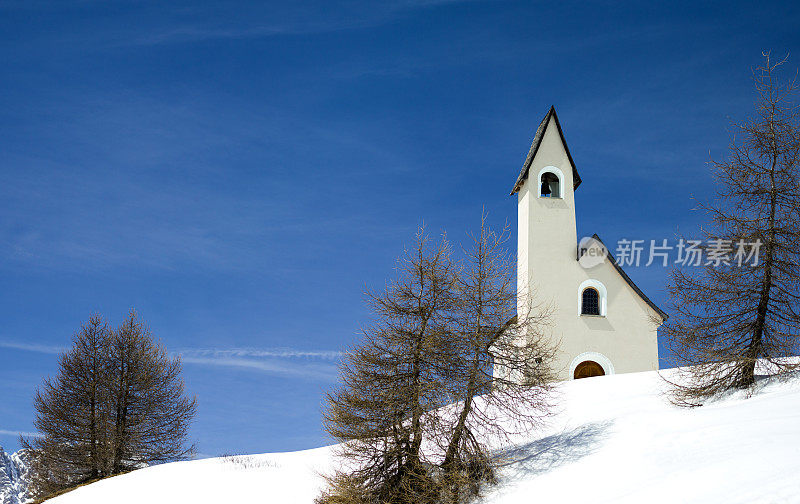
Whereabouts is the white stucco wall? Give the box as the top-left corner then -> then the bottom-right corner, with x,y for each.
515,115 -> 661,381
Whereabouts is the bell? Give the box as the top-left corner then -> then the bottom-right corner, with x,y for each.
540,180 -> 551,196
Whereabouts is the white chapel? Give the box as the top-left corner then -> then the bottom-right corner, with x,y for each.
511,106 -> 667,381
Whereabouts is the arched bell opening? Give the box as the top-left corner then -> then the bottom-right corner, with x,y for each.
539,171 -> 561,198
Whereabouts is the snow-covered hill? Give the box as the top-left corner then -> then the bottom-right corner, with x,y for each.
0,447 -> 30,504
47,368 -> 800,504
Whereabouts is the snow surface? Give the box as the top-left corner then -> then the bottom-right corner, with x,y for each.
47,368 -> 800,504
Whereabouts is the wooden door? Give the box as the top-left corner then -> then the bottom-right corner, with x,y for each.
574,360 -> 605,379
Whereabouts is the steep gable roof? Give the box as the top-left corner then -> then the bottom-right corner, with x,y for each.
510,106 -> 582,195
582,234 -> 668,321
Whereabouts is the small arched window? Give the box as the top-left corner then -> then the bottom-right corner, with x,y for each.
581,287 -> 600,315
540,172 -> 560,198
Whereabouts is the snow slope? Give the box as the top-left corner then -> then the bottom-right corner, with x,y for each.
0,448 -> 30,504
47,368 -> 800,504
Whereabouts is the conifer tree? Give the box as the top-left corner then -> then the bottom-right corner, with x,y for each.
319,223 -> 554,504
106,311 -> 197,472
439,217 -> 554,504
23,311 -> 196,499
320,229 -> 458,504
665,53 -> 800,405
23,315 -> 111,497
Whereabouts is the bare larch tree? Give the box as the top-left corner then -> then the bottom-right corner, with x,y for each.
319,228 -> 458,504
22,315 -> 111,498
23,310 -> 197,499
664,53 -> 800,405
107,310 -> 197,472
438,216 -> 554,504
319,221 -> 554,504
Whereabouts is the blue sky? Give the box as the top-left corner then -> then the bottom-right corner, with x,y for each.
0,0 -> 798,456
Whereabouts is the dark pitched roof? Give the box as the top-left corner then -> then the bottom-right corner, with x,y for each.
585,234 -> 669,321
510,106 -> 582,195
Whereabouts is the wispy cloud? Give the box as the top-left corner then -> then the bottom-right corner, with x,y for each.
178,348 -> 343,360
177,347 -> 342,381
0,340 -> 64,354
180,356 -> 339,381
0,339 -> 342,381
126,0 -> 492,47
0,91 -> 413,275
0,429 -> 43,439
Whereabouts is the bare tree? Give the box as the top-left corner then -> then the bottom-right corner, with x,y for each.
22,315 -> 111,497
664,53 -> 800,405
107,310 -> 197,472
23,311 -> 196,499
319,228 -> 458,504
438,216 -> 554,504
318,222 -> 554,504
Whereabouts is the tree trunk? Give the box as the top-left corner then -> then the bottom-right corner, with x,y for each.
741,107 -> 779,387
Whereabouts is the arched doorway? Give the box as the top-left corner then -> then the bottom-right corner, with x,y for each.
574,360 -> 605,379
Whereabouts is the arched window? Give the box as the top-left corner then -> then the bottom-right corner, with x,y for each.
540,172 -> 560,198
578,279 -> 607,316
581,287 -> 600,315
